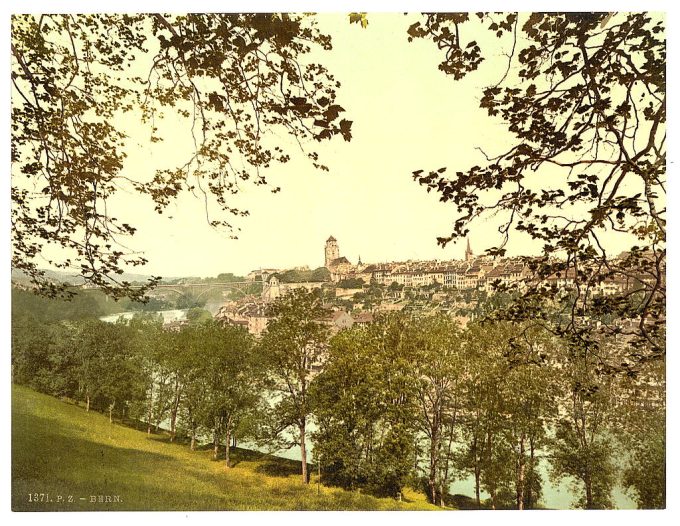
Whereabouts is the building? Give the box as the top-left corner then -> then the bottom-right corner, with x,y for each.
215,301 -> 270,337
324,235 -> 353,282
321,309 -> 355,334
353,311 -> 374,326
465,238 -> 474,262
325,236 -> 340,268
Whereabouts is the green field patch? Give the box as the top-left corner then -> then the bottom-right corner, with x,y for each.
12,385 -> 438,511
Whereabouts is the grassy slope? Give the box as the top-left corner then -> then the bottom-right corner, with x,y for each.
12,385 -> 438,511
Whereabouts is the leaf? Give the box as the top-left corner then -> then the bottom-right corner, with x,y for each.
348,13 -> 368,29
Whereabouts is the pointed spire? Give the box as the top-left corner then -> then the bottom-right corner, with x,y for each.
465,237 -> 473,261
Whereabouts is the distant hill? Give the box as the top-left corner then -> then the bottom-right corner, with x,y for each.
10,268 -> 169,287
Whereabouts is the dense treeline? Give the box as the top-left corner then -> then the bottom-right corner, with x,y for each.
11,288 -> 664,509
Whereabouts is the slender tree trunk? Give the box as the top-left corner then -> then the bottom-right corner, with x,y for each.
109,404 -> 113,423
585,473 -> 594,509
86,394 -> 90,413
225,416 -> 233,469
428,427 -> 441,505
517,433 -> 526,510
146,387 -> 153,436
443,422 -> 455,492
472,436 -> 481,509
213,427 -> 219,460
300,419 -> 308,484
169,379 -> 181,442
437,469 -> 445,508
487,429 -> 497,510
190,432 -> 196,451
526,437 -> 536,508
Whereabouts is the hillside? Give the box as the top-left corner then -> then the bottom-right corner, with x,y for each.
11,386 -> 438,511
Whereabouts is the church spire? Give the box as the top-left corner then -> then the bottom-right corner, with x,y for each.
465,237 -> 474,262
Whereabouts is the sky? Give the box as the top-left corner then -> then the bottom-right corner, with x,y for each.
87,12 -> 542,279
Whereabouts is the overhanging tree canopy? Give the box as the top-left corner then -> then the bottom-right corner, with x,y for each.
11,13 -> 352,300
409,12 -> 665,364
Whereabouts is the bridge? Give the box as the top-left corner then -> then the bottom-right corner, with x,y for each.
136,281 -> 261,301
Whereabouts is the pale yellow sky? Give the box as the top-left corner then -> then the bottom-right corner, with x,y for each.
101,13 -> 535,278
18,12 -> 658,278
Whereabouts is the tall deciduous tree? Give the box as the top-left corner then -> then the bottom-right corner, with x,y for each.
500,324 -> 558,509
615,358 -> 665,509
259,289 -> 329,483
74,319 -> 146,422
406,315 -> 464,506
12,14 -> 352,299
190,321 -> 260,468
409,13 -> 665,367
311,315 -> 419,497
550,339 -> 618,509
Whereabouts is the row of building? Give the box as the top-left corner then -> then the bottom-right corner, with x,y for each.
316,235 -> 628,296
214,300 -> 375,337
243,236 -> 646,309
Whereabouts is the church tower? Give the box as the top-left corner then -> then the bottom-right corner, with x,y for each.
325,236 -> 339,267
464,237 -> 474,262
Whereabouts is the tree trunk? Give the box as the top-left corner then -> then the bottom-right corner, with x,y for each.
300,419 -> 308,484
225,417 -> 232,469
487,430 -> 496,510
169,379 -> 181,442
437,475 -> 445,507
428,427 -> 440,505
414,437 -> 418,474
585,473 -> 594,509
146,385 -> 153,436
526,437 -> 536,508
213,428 -> 219,460
86,394 -> 90,413
517,433 -> 526,510
109,405 -> 113,423
472,436 -> 481,509
443,422 -> 455,492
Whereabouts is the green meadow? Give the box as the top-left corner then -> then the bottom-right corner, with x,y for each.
11,385 -> 438,511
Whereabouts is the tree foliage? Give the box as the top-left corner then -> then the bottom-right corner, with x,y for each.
259,288 -> 330,483
11,13 -> 352,299
312,314 -> 418,497
409,12 -> 665,366
406,315 -> 464,506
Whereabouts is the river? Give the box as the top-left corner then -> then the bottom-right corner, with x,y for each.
245,429 -> 636,509
99,302 -> 223,324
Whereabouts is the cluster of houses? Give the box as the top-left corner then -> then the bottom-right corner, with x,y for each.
248,236 -> 630,299
358,257 -> 531,292
204,235 -> 647,337
214,300 -> 375,337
